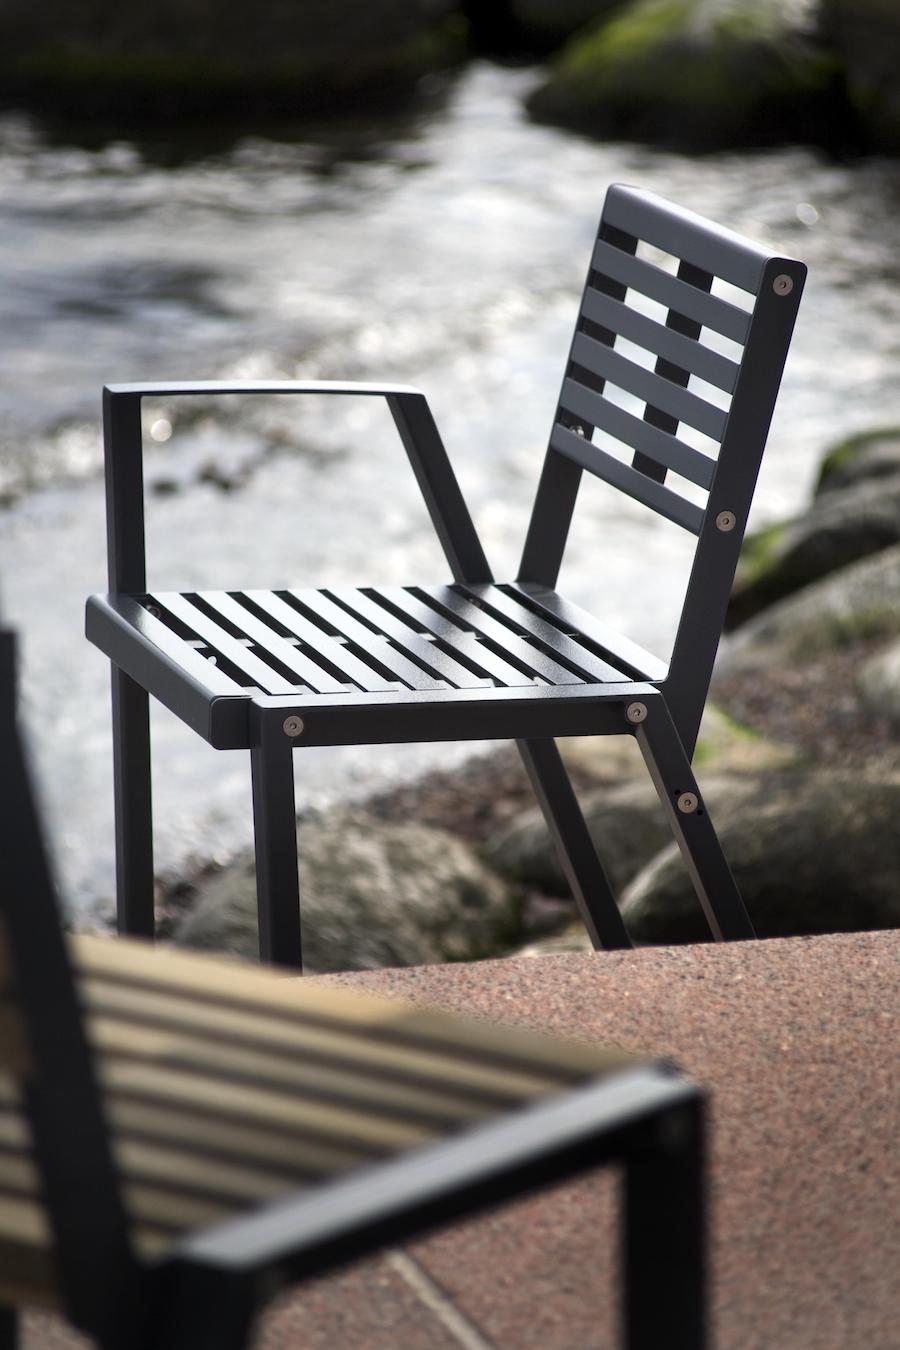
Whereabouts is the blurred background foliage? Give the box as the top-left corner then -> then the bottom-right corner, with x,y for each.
0,0 -> 898,154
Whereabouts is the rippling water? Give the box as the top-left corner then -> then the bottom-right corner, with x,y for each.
3,63 -> 900,916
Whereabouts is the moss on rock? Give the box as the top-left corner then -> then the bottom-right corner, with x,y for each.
815,427 -> 900,496
527,0 -> 843,151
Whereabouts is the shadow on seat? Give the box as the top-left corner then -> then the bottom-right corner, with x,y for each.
0,619 -> 706,1349
86,184 -> 806,967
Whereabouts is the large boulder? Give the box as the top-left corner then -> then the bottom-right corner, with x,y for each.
526,0 -> 843,151
0,0 -> 460,122
728,474 -> 900,628
815,428 -> 900,497
858,637 -> 900,728
559,702 -> 794,783
174,808 -> 519,973
821,0 -> 900,153
463,2 -> 626,56
485,766 -> 772,898
716,542 -> 900,680
622,771 -> 900,942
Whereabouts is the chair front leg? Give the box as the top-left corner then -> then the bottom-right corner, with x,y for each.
250,716 -> 303,970
633,697 -> 755,942
111,666 -> 155,939
624,1093 -> 706,1350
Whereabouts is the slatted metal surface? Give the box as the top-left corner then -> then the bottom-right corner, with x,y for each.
0,936 -> 631,1303
137,582 -> 650,699
551,183 -> 767,535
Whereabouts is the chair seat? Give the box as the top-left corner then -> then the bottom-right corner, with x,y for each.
86,582 -> 667,749
0,935 -> 634,1310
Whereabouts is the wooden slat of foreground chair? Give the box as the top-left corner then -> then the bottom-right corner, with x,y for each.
0,622 -> 706,1349
86,184 -> 806,968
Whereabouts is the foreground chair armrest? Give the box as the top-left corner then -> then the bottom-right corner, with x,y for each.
1,622 -> 706,1349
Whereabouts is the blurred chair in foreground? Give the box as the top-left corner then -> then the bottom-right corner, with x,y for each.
0,619 -> 706,1348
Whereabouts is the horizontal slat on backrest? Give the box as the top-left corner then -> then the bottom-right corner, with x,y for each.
603,185 -> 770,294
551,424 -> 704,534
592,241 -> 752,344
559,378 -> 716,490
581,287 -> 740,393
570,332 -> 728,441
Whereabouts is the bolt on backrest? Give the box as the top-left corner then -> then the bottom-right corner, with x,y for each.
520,184 -> 805,755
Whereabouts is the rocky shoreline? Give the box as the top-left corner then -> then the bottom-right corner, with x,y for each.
160,426 -> 900,971
2,2 -> 900,157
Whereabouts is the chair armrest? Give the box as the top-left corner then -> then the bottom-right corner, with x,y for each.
101,382 -> 492,592
161,1065 -> 698,1284
105,380 -> 424,399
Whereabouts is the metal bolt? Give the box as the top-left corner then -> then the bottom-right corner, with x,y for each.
715,510 -> 736,533
773,274 -> 794,296
145,604 -> 161,618
626,702 -> 648,725
677,791 -> 699,814
283,715 -> 305,738
573,424 -> 585,437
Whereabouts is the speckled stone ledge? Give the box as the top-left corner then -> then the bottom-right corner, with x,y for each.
24,931 -> 899,1349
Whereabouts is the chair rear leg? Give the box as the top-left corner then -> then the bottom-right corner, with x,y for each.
250,726 -> 303,971
517,739 -> 632,950
624,1093 -> 706,1350
111,666 -> 155,939
634,700 -> 755,942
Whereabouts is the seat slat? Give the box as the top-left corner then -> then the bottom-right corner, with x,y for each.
559,380 -> 716,492
459,586 -> 628,683
153,593 -> 299,695
80,976 -> 565,1102
592,241 -> 752,345
197,592 -> 349,694
411,587 -> 592,688
372,585 -> 585,685
112,596 -> 245,695
571,332 -> 728,442
602,184 -> 769,294
290,591 -> 447,691
90,1016 -> 515,1127
581,287 -> 740,393
98,1060 -> 435,1154
244,590 -> 401,694
73,936 -> 615,1080
551,424 -> 705,534
313,588 -> 490,691
509,584 -> 670,682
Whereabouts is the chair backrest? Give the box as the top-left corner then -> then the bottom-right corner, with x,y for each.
0,625 -> 140,1335
520,184 -> 805,753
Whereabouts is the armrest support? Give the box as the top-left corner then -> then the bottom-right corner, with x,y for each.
102,381 -> 492,592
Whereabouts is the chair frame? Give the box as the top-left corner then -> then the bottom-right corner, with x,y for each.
86,185 -> 806,968
1,621 -> 706,1349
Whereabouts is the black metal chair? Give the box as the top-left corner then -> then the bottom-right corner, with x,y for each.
86,184 -> 806,968
1,619 -> 706,1350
